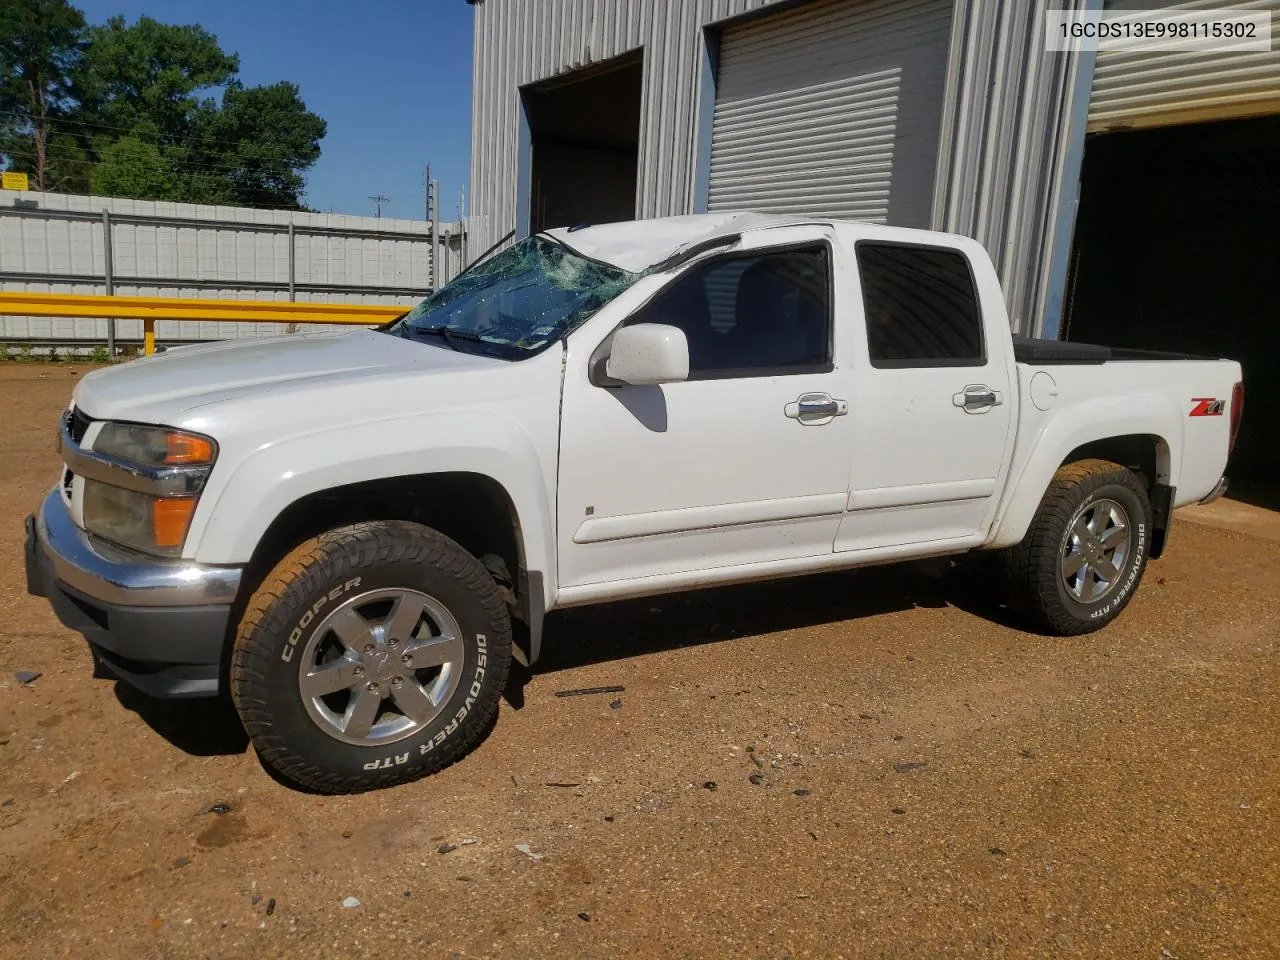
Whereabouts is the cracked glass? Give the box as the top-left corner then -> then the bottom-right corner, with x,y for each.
389,235 -> 639,359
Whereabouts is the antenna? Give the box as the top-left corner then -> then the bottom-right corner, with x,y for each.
369,194 -> 391,218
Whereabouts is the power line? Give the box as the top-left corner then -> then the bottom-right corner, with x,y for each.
2,109 -> 326,204
0,131 -> 314,172
0,107 -> 311,155
369,194 -> 390,218
3,145 -> 442,218
0,142 -> 311,178
3,113 -> 450,220
4,110 -> 449,187
0,158 -> 316,211
0,142 -> 311,179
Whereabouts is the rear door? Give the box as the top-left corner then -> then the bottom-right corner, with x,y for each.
836,240 -> 1015,553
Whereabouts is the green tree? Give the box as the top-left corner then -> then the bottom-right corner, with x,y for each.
185,82 -> 325,208
71,15 -> 238,148
37,130 -> 93,192
3,7 -> 325,207
69,14 -> 325,208
89,135 -> 176,199
0,0 -> 86,190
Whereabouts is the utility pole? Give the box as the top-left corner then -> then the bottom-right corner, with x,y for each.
459,185 -> 468,267
430,177 -> 441,292
424,165 -> 439,289
369,194 -> 390,218
102,209 -> 115,357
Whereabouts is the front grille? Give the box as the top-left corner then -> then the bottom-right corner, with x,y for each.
66,406 -> 93,444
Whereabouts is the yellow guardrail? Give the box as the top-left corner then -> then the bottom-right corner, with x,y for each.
0,292 -> 406,355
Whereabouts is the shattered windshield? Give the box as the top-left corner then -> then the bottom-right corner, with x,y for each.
389,234 -> 639,359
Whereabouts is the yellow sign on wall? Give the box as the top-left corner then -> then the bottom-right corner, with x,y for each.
2,171 -> 30,191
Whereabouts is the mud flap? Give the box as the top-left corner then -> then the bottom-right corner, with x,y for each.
1150,483 -> 1175,559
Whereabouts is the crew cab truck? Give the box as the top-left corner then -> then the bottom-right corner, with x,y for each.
24,213 -> 1242,793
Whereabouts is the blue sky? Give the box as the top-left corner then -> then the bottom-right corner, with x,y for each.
76,0 -> 476,222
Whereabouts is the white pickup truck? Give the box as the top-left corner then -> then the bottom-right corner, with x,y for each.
25,213 -> 1242,793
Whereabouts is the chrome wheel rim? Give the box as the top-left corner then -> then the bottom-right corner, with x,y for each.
1061,498 -> 1132,604
297,587 -> 465,746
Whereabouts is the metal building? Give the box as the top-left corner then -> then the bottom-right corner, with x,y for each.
468,0 -> 1280,477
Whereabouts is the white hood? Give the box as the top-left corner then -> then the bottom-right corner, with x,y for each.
543,211 -> 814,273
73,329 -> 503,422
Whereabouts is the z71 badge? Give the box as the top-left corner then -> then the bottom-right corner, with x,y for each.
1189,398 -> 1225,416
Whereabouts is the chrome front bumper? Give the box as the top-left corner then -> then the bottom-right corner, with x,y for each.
32,488 -> 241,606
26,488 -> 243,698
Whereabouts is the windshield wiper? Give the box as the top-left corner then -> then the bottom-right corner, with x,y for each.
400,324 -> 456,350
413,325 -> 515,358
436,327 -> 485,346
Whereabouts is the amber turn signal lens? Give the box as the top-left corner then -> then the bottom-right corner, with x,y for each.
152,497 -> 197,548
165,432 -> 215,464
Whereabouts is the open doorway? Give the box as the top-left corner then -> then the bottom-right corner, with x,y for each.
1063,114 -> 1280,484
521,52 -> 643,234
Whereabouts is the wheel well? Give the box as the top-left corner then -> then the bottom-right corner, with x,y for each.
1061,434 -> 1169,490
1061,434 -> 1174,557
242,473 -> 524,606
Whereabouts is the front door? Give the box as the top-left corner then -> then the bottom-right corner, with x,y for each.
557,229 -> 856,590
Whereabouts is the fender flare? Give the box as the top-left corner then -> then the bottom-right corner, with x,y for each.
186,410 -> 557,613
987,391 -> 1182,549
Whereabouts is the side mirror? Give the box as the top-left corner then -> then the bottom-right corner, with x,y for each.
605,324 -> 690,385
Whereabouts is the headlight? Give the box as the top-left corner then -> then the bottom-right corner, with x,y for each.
83,482 -> 198,557
82,423 -> 216,556
94,423 -> 216,466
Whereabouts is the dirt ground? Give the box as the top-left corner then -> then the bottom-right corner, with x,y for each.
0,362 -> 1277,959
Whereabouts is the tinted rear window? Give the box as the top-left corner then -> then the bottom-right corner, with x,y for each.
857,243 -> 984,368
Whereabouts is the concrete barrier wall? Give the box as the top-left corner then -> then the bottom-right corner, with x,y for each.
0,189 -> 464,344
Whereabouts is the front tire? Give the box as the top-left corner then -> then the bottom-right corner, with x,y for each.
231,521 -> 512,793
1002,459 -> 1151,636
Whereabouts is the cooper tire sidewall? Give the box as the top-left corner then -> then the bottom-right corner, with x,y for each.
250,558 -> 500,781
1054,482 -> 1149,625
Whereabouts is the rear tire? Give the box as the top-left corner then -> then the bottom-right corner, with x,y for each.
1002,459 -> 1151,635
231,520 -> 512,794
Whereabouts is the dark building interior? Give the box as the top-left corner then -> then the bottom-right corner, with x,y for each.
1065,113 -> 1280,484
521,53 -> 643,234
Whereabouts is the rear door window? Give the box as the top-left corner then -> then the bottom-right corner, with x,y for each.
856,243 -> 985,368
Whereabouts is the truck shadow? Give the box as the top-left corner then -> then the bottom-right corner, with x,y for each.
505,557 -> 1023,708
112,683 -> 249,756
110,558 -> 1024,752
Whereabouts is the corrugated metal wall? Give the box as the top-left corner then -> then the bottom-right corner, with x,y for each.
469,0 -> 1094,336
1,189 -> 464,344
468,0 -> 789,255
1089,0 -> 1280,132
930,0 -> 1095,335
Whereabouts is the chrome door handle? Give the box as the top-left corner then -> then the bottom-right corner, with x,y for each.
785,392 -> 848,424
952,384 -> 1002,414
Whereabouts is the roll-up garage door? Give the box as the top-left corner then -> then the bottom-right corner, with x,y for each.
706,0 -> 951,228
1089,0 -> 1280,132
